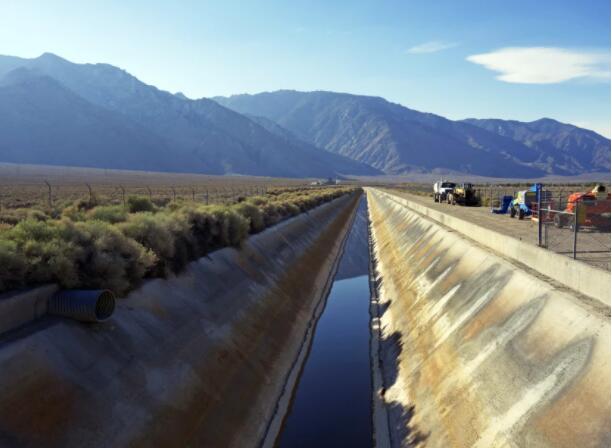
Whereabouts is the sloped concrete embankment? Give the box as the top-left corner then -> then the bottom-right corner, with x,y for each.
367,188 -> 610,448
0,192 -> 361,448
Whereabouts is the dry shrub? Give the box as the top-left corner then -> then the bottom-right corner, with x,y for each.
223,208 -> 250,246
87,205 -> 128,224
61,201 -> 88,221
0,239 -> 26,291
246,196 -> 269,206
127,196 -> 156,213
65,220 -> 156,294
3,218 -> 155,295
261,203 -> 282,227
119,212 -> 177,276
6,219 -> 79,288
233,202 -> 265,233
0,186 -> 355,294
178,205 -> 248,252
0,208 -> 49,225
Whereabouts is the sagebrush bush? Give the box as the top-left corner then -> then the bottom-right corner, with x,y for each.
233,202 -> 265,233
7,219 -> 79,288
119,212 -> 177,276
0,239 -> 26,291
127,196 -> 156,213
0,208 -> 49,225
0,186 -> 355,295
73,197 -> 99,211
87,205 -> 128,224
68,220 -> 156,294
61,204 -> 86,221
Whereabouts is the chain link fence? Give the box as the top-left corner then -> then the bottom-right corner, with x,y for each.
537,187 -> 611,270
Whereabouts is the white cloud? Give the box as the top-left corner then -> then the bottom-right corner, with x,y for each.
406,41 -> 458,54
467,47 -> 610,84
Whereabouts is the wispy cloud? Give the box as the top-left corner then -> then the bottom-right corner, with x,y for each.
467,47 -> 610,84
406,41 -> 458,54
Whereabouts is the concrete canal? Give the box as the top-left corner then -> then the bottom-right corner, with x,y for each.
276,197 -> 372,447
0,189 -> 609,448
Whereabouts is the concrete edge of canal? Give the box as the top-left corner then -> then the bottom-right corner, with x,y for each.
366,187 -> 610,448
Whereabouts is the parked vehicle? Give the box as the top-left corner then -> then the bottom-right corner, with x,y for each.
553,184 -> 611,230
509,184 -> 553,220
447,183 -> 479,206
433,181 -> 456,203
509,190 -> 533,219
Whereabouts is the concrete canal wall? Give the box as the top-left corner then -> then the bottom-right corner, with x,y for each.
367,188 -> 610,448
0,192 -> 361,448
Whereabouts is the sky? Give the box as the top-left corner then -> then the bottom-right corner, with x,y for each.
1,0 -> 610,137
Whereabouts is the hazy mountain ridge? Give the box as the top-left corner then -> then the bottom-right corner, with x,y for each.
462,118 -> 611,174
215,90 -> 610,177
0,53 -> 608,178
0,67 -> 184,172
0,53 -> 378,178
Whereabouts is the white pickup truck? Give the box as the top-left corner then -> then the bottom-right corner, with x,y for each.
433,181 -> 456,203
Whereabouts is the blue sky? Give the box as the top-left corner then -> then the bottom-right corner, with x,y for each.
1,0 -> 610,136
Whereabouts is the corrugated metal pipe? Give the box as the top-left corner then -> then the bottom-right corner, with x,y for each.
48,290 -> 116,322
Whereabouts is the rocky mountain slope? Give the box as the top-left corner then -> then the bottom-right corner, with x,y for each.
215,90 -> 610,177
462,118 -> 611,175
0,54 -> 378,178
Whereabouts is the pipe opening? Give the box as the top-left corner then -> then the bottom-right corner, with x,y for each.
48,289 -> 116,323
95,290 -> 116,321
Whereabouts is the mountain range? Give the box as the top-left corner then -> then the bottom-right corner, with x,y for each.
0,53 -> 378,178
215,90 -> 610,177
0,53 -> 609,178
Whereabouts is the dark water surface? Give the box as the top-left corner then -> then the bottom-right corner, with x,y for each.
276,198 -> 371,448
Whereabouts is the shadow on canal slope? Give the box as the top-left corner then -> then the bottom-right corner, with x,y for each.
380,330 -> 430,447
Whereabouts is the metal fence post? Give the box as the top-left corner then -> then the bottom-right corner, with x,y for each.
120,185 -> 126,208
573,201 -> 579,260
537,185 -> 542,246
44,180 -> 53,207
86,183 -> 94,204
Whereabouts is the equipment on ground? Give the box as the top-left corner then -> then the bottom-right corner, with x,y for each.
433,181 -> 456,203
491,195 -> 513,214
553,184 -> 611,230
509,184 -> 547,220
509,190 -> 533,219
447,183 -> 479,206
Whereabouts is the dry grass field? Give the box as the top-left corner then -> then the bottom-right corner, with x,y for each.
0,163 -> 313,209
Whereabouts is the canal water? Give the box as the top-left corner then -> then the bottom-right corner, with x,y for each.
276,197 -> 372,447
